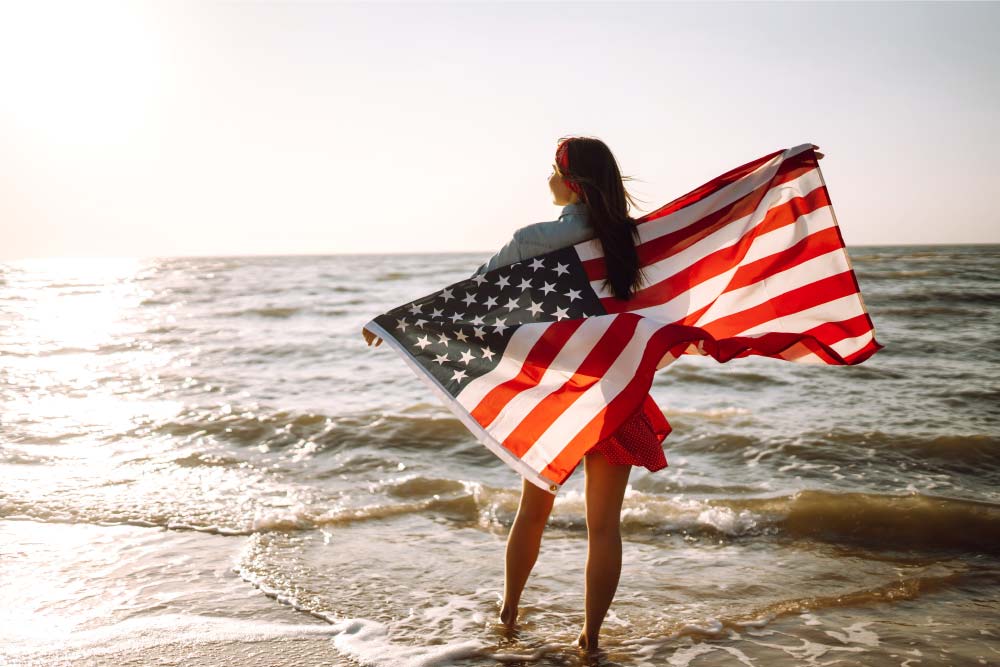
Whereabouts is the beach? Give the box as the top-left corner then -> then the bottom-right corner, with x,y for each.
2,245 -> 998,666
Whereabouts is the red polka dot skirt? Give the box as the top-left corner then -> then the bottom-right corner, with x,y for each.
567,395 -> 671,477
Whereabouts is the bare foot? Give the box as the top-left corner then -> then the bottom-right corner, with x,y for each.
498,604 -> 517,625
577,631 -> 598,651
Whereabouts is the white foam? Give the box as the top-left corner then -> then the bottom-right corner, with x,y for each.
2,613 -> 341,660
825,621 -> 880,647
696,506 -> 759,535
667,641 -> 756,666
325,617 -> 488,667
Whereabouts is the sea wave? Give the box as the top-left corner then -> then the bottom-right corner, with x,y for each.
217,306 -> 303,319
6,473 -> 998,554
140,406 -> 474,454
675,430 -> 1000,472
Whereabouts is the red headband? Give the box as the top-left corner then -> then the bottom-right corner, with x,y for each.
555,141 -> 583,196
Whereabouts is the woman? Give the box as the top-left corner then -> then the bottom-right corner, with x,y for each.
477,136 -> 666,652
363,136 -> 663,650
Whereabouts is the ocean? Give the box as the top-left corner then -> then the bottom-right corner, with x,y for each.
1,244 -> 998,666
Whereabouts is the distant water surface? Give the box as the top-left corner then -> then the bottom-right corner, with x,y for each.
1,245 -> 998,666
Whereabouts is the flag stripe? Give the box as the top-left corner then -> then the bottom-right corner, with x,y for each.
579,145 -> 818,277
635,148 -> 786,223
729,292 -> 867,338
468,319 -> 585,428
595,167 -> 829,307
539,325 -> 693,482
500,314 -> 642,457
455,323 -> 551,413
521,315 -> 664,474
483,316 -> 620,447
696,247 -> 851,330
702,270 -> 862,339
727,221 -> 842,293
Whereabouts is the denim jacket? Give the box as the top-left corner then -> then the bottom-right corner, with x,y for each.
472,202 -> 593,277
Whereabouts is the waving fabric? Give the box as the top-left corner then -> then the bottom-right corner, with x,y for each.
364,143 -> 882,493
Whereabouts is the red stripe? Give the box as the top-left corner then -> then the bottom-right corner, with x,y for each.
534,311 -> 877,483
799,312 -> 874,351
540,324 -> 684,483
583,148 -> 820,284
501,314 -> 641,457
635,148 -> 784,224
726,224 -> 843,293
701,270 -> 862,339
469,319 -> 584,428
600,188 -> 835,315
823,192 -> 883,358
844,338 -> 884,364
750,186 -> 831,239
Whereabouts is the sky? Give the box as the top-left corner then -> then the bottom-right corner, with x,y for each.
1,0 -> 998,261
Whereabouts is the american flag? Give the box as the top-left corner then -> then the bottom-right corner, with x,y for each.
364,143 -> 882,493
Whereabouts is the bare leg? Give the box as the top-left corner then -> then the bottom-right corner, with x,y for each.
577,452 -> 631,651
500,478 -> 555,625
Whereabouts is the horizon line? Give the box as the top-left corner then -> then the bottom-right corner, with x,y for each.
2,241 -> 999,263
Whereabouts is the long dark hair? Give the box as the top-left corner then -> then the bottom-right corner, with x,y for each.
557,136 -> 646,300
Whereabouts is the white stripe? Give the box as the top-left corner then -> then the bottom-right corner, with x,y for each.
731,293 -> 867,338
575,152 -> 783,263
590,168 -> 827,299
521,316 -> 665,471
484,315 -> 619,441
575,143 -> 816,263
455,322 -> 551,412
829,329 -> 874,358
742,203 -> 834,265
777,342 -> 828,364
629,266 -> 740,324
695,247 -> 850,329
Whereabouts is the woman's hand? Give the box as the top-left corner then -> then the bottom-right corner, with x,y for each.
812,144 -> 825,160
362,328 -> 383,347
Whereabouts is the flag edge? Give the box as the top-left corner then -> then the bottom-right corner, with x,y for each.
363,319 -> 562,495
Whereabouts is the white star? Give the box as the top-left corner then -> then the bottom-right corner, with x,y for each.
472,326 -> 486,339
454,329 -> 469,342
415,335 -> 431,349
527,301 -> 544,317
459,349 -> 475,365
462,293 -> 477,307
440,288 -> 454,302
451,369 -> 468,382
540,281 -> 556,295
414,318 -> 428,329
553,306 -> 570,321
481,347 -> 495,361
395,318 -> 409,332
496,274 -> 510,289
449,312 -> 463,323
483,295 -> 498,309
471,274 -> 487,286
529,258 -> 545,271
437,333 -> 450,346
469,314 -> 485,326
504,296 -> 521,312
433,353 -> 449,365
492,317 -> 509,335
430,308 -> 443,318
408,303 -> 423,315
553,262 -> 570,276
517,277 -> 533,291
566,288 -> 582,302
